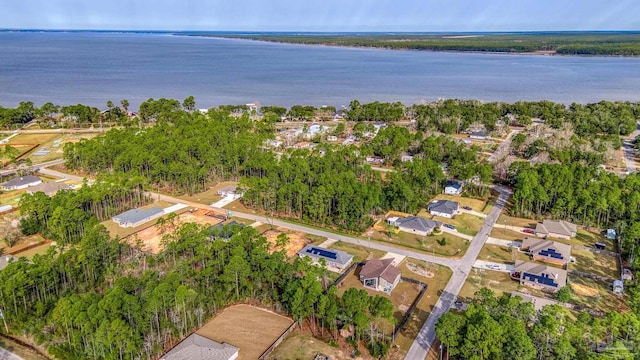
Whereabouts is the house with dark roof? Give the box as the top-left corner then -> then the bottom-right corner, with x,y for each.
469,131 -> 489,140
512,260 -> 567,293
160,333 -> 238,360
535,220 -> 577,240
112,206 -> 164,228
298,245 -> 353,272
1,175 -> 41,191
444,181 -> 463,195
394,216 -> 440,236
359,258 -> 401,294
521,237 -> 572,267
26,182 -> 70,196
428,200 -> 459,219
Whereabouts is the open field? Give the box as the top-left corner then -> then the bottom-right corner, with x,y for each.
568,276 -> 629,314
197,304 -> 293,360
0,191 -> 24,208
395,260 -> 452,352
497,214 -> 538,229
458,269 -> 536,301
575,228 -> 615,249
570,249 -> 620,279
329,241 -> 386,263
122,208 -> 222,253
478,244 -> 518,263
262,228 -> 314,258
368,228 -> 469,257
431,194 -> 489,213
176,181 -> 238,205
7,133 -> 60,145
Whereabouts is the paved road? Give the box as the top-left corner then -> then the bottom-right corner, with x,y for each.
0,159 -> 65,177
405,186 -> 511,360
38,165 -> 90,183
39,162 -> 512,360
0,346 -> 22,360
622,124 -> 640,173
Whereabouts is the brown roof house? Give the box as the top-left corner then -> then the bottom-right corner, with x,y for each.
521,237 -> 572,267
535,220 -> 577,240
359,258 -> 401,294
512,260 -> 567,293
160,333 -> 238,360
26,182 -> 70,197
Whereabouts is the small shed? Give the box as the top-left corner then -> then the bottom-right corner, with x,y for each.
613,279 -> 624,295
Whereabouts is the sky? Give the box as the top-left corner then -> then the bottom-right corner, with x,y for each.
2,0 -> 639,32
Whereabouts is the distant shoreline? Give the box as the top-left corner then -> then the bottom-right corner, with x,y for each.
182,32 -> 640,57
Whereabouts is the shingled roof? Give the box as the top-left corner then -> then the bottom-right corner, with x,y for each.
535,220 -> 577,237
522,237 -> 572,262
360,258 -> 401,284
161,334 -> 238,360
396,216 -> 439,233
428,200 -> 459,216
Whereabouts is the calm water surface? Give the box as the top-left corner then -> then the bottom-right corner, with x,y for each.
1,32 -> 639,109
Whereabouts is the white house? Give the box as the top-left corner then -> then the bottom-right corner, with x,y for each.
444,182 -> 463,195
112,207 -> 164,228
428,200 -> 459,218
1,175 -> 42,191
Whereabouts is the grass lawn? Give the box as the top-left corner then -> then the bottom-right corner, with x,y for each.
416,211 -> 484,237
490,227 -> 525,241
497,214 -> 538,229
15,243 -> 54,259
458,269 -> 526,301
431,194 -> 488,213
304,233 -> 328,245
227,216 -> 256,225
7,133 -> 60,145
266,331 -> 350,360
0,191 -> 25,208
395,260 -> 452,352
568,276 -> 629,314
177,187 -> 224,205
253,223 -> 273,233
575,228 -> 615,249
478,244 -> 518,263
368,229 -> 469,257
329,241 -> 385,263
570,249 -> 620,279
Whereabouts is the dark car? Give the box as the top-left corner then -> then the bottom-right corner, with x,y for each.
443,224 -> 456,230
522,228 -> 535,234
462,206 -> 472,211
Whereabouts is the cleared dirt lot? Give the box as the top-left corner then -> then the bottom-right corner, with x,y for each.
197,304 -> 293,360
262,228 -> 312,258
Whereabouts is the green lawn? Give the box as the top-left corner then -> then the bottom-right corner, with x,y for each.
478,244 -> 518,263
497,214 -> 539,229
458,269 -> 532,301
368,229 -> 469,257
570,249 -> 620,279
436,213 -> 484,237
431,194 -> 488,213
490,227 -> 525,241
329,241 -> 385,263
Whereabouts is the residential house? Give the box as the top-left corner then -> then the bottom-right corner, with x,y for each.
0,255 -> 17,271
428,200 -> 459,219
512,260 -> 567,293
401,154 -> 414,162
365,156 -> 385,166
511,292 -> 561,311
298,245 -> 353,272
535,220 -> 577,240
264,139 -> 283,148
359,258 -> 401,294
26,182 -> 70,197
112,207 -> 164,228
292,141 -> 315,150
606,229 -> 617,240
393,216 -> 440,236
469,131 -> 489,140
1,175 -> 42,191
326,135 -> 338,142
521,237 -> 572,267
444,181 -> 463,195
160,333 -> 239,360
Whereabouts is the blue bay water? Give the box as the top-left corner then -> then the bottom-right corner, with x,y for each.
0,31 -> 639,109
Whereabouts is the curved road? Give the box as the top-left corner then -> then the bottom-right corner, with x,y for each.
37,162 -> 512,360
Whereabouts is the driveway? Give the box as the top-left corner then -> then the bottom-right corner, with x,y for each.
473,260 -> 514,273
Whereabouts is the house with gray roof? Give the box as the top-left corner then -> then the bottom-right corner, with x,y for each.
298,245 -> 353,272
160,333 -> 238,360
428,200 -> 459,219
394,216 -> 440,236
444,181 -> 463,195
112,206 -> 164,228
360,258 -> 401,294
469,131 -> 489,140
26,182 -> 70,196
535,220 -> 577,240
522,237 -> 572,267
512,260 -> 567,293
1,175 -> 41,191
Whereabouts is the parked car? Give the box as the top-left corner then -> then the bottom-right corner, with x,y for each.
443,224 -> 456,230
462,206 -> 472,211
521,228 -> 535,234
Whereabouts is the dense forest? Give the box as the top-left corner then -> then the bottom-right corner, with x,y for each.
436,288 -> 640,360
3,180 -> 397,359
211,32 -> 640,56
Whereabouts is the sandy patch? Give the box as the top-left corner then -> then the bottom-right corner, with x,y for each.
406,262 -> 435,278
571,283 -> 599,297
263,228 -> 312,258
